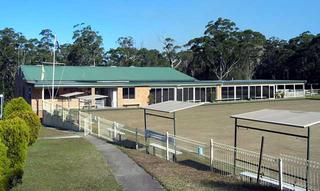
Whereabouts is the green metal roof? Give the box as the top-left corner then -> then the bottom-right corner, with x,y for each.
20,65 -> 196,82
20,65 -> 305,88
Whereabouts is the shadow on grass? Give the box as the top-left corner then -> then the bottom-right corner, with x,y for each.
178,159 -> 232,175
200,179 -> 278,191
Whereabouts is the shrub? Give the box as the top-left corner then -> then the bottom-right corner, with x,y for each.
0,117 -> 29,170
0,139 -> 9,191
3,97 -> 32,118
7,111 -> 42,145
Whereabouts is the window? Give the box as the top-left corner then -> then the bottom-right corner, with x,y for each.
123,87 -> 135,99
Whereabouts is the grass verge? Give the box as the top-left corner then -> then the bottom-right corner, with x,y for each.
120,147 -> 276,191
13,128 -> 122,191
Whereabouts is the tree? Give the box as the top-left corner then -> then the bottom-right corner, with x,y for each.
237,30 -> 266,79
0,28 -> 25,99
67,23 -> 104,66
162,37 -> 181,68
187,18 -> 241,80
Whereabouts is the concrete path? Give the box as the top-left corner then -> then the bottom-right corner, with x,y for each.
85,136 -> 164,191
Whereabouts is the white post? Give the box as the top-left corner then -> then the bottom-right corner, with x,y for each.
113,122 -> 117,140
260,86 -> 263,99
278,158 -> 283,190
166,132 -> 169,161
89,114 -> 92,133
210,139 -> 213,171
294,84 -> 296,97
193,87 -> 196,102
97,117 -> 100,137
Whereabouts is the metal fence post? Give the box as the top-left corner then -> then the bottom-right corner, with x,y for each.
89,113 -> 93,134
210,139 -> 213,172
166,132 -> 169,161
135,128 -> 138,150
257,136 -> 265,184
278,158 -> 283,190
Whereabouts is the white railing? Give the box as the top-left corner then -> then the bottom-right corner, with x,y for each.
41,102 -> 320,190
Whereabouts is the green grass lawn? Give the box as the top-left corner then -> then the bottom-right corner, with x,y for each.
120,147 -> 274,191
13,128 -> 122,191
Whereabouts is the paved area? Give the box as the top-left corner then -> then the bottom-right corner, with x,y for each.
85,136 -> 164,191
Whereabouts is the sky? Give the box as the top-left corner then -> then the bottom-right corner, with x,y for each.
0,0 -> 319,50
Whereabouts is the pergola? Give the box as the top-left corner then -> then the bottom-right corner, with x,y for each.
231,109 -> 320,188
77,94 -> 108,109
60,92 -> 84,109
143,101 -> 205,160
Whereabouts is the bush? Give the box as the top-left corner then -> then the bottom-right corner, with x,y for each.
3,97 -> 32,118
0,139 -> 9,191
0,117 -> 29,171
7,111 -> 42,145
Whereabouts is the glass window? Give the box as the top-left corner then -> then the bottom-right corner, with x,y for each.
188,88 -> 194,101
163,88 -> 169,102
183,88 -> 189,101
200,88 -> 206,102
256,86 -> 261,97
195,88 -> 200,101
222,87 -> 228,99
270,86 -> 274,98
228,87 -> 234,99
243,86 -> 249,100
236,87 -> 242,99
250,86 -> 256,99
155,89 -> 162,103
263,86 -> 269,98
169,88 -> 175,100
177,88 -> 183,101
123,87 -> 135,99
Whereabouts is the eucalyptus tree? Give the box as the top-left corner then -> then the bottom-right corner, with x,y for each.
67,23 -> 104,66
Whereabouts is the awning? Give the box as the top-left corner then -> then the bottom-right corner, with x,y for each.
77,94 -> 108,101
60,92 -> 84,98
144,101 -> 205,113
231,109 -> 320,128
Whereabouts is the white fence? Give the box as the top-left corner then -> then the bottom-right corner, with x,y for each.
42,101 -> 320,190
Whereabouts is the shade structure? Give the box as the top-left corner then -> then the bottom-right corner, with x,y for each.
231,109 -> 320,189
77,94 -> 108,100
60,91 -> 84,98
231,109 -> 320,128
144,101 -> 205,113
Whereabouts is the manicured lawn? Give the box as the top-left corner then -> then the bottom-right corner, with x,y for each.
120,147 -> 274,191
13,128 -> 122,191
91,99 -> 320,162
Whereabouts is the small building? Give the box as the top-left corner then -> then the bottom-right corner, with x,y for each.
15,65 -> 305,116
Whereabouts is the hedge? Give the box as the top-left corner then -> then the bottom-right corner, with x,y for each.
3,97 -> 32,118
7,111 -> 42,145
0,139 -> 9,191
0,117 -> 29,170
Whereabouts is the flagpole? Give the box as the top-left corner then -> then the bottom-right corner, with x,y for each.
51,35 -> 56,111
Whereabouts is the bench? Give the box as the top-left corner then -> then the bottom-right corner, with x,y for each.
106,127 -> 125,141
149,143 -> 182,158
123,103 -> 140,108
240,171 -> 305,191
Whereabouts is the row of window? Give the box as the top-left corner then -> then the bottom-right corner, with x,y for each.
149,87 -> 216,104
221,86 -> 275,100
